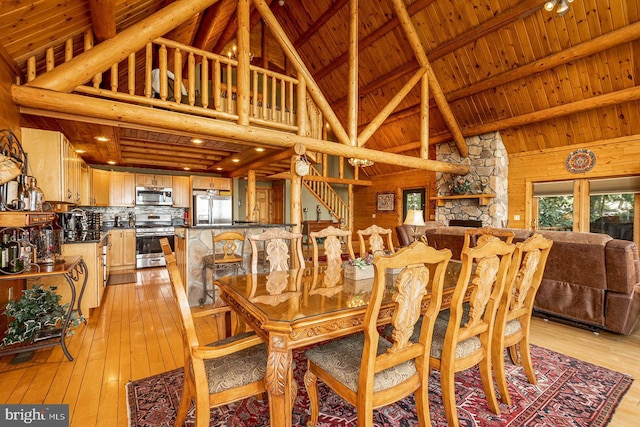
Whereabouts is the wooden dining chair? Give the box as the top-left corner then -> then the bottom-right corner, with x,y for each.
248,228 -> 305,272
429,235 -> 515,427
357,224 -> 395,257
309,225 -> 355,267
200,230 -> 246,305
462,226 -> 515,251
492,233 -> 553,405
159,238 -> 268,427
304,241 -> 452,426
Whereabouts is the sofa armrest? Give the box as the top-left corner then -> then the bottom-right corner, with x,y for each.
606,239 -> 640,294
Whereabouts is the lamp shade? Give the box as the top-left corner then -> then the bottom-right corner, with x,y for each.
404,209 -> 426,227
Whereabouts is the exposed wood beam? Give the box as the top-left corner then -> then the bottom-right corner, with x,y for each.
13,85 -> 469,175
315,0 -> 437,81
427,0 -> 545,60
294,0 -> 348,49
228,144 -> 304,177
390,0 -> 466,157
121,157 -> 204,169
253,0 -> 351,146
213,2 -> 266,54
121,152 -> 214,166
119,143 -> 224,161
120,139 -> 231,157
27,0 -> 221,93
347,0 -> 358,145
447,20 -> 640,103
269,172 -> 372,186
192,0 -> 236,52
89,0 -> 116,42
464,86 -> 640,137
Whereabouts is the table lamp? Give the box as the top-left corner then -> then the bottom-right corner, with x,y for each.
404,209 -> 426,241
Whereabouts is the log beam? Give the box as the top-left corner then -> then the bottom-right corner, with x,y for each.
228,144 -> 305,177
89,0 -> 116,42
26,0 -> 221,93
12,84 -> 469,175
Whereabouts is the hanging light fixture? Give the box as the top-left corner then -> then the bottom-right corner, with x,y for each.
348,158 -> 374,168
226,44 -> 254,62
544,0 -> 574,16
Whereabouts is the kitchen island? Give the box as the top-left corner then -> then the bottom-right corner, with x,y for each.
174,223 -> 296,306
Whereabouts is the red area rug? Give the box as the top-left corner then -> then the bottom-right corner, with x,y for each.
126,344 -> 632,426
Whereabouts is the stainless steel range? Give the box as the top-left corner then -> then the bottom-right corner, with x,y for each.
135,214 -> 175,269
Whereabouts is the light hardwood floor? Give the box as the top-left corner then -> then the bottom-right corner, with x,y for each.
0,267 -> 638,426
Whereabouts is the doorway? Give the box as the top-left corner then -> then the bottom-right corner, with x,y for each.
402,188 -> 426,222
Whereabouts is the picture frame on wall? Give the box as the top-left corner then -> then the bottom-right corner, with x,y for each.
376,192 -> 395,212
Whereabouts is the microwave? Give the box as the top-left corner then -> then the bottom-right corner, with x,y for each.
135,187 -> 173,206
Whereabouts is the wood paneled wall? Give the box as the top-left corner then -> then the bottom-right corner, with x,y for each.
0,47 -> 20,135
352,169 -> 436,248
508,134 -> 640,229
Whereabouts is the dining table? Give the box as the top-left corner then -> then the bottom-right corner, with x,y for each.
215,260 -> 467,427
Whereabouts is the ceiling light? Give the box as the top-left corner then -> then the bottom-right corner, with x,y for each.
255,147 -> 265,152
216,167 -> 223,171
226,44 -> 254,62
183,167 -> 191,171
278,0 -> 285,6
191,138 -> 203,144
544,0 -> 574,15
348,158 -> 374,168
75,149 -> 86,154
544,0 -> 557,11
556,0 -> 570,15
95,136 -> 110,142
107,160 -> 116,165
231,158 -> 240,163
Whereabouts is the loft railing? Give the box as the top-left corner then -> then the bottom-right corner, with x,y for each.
303,165 -> 349,226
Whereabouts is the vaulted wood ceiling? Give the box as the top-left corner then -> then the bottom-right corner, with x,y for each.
2,0 -> 639,177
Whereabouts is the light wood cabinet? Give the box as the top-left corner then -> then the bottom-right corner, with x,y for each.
136,173 -> 173,188
79,162 -> 90,205
108,229 -> 136,270
21,128 -> 86,204
191,175 -> 231,191
60,240 -> 105,318
90,168 -> 111,206
172,175 -> 191,207
109,171 -> 136,207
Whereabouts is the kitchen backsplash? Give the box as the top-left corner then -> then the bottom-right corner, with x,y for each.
80,205 -> 187,226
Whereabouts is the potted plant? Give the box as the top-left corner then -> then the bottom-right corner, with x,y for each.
2,285 -> 83,347
343,254 -> 375,280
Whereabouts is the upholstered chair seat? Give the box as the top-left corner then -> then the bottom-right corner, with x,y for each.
305,334 -> 417,393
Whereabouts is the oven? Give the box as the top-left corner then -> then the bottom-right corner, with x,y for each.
134,214 -> 175,269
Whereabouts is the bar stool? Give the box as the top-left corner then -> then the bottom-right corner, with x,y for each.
200,230 -> 246,306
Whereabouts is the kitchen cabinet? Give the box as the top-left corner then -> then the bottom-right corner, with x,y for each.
172,175 -> 191,207
109,171 -> 136,207
191,176 -> 231,191
174,229 -> 187,288
136,173 -> 173,188
59,238 -> 106,318
21,128 -> 86,204
90,168 -> 111,206
79,162 -> 90,205
108,229 -> 136,270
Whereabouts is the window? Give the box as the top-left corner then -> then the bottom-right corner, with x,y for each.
402,188 -> 425,222
534,180 -> 573,231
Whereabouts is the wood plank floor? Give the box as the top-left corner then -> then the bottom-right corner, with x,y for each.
0,267 -> 638,426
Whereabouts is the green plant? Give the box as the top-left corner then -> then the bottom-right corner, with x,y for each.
2,285 -> 82,347
343,254 -> 374,269
448,175 -> 472,195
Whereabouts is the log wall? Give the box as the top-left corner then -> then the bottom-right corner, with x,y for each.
0,49 -> 20,134
352,169 -> 437,249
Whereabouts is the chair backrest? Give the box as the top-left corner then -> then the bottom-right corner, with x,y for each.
357,224 -> 395,257
309,225 -> 355,267
361,241 -> 452,395
497,233 -> 553,331
160,237 -> 199,367
248,228 -> 305,272
446,235 -> 515,356
463,226 -> 515,251
211,230 -> 246,266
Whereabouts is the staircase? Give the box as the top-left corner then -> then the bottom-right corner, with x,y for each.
303,165 -> 349,226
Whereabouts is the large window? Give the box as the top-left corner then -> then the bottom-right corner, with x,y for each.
402,188 -> 425,222
534,180 -> 574,231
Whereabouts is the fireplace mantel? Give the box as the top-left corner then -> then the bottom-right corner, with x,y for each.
431,193 -> 496,207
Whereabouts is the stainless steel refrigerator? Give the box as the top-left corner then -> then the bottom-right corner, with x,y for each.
192,190 -> 233,226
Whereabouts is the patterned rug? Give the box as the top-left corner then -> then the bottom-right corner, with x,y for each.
126,344 -> 632,426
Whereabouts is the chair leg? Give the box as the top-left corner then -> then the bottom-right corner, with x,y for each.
519,338 -> 537,385
440,367 -> 460,427
493,344 -> 512,405
174,369 -> 193,427
413,384 -> 431,427
479,355 -> 501,415
508,345 -> 520,365
304,368 -> 319,427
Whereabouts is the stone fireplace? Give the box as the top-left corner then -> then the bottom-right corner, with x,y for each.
435,132 -> 508,227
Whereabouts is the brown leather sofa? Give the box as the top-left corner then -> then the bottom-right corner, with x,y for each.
423,226 -> 640,335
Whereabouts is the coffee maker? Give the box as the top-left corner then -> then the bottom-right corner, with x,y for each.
59,211 -> 84,240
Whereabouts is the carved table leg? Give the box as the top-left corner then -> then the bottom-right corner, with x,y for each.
266,335 -> 294,427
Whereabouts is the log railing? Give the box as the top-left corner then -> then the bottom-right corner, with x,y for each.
303,165 -> 349,226
23,33 -> 309,133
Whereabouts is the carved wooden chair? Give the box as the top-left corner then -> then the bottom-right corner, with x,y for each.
200,230 -> 246,306
462,226 -> 515,251
159,238 -> 268,427
429,235 -> 515,427
309,225 -> 355,267
304,241 -> 452,426
357,224 -> 395,257
248,228 -> 305,272
492,233 -> 553,405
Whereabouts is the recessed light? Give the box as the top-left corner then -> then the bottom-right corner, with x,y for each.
255,147 -> 265,152
191,138 -> 203,144
107,160 -> 117,165
232,158 -> 240,163
95,136 -> 110,142
183,167 -> 191,171
216,167 -> 223,171
75,149 -> 86,154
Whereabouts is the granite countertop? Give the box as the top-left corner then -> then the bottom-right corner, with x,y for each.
180,223 -> 297,230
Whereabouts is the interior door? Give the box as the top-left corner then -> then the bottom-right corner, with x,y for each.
256,187 -> 271,224
272,181 -> 285,224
